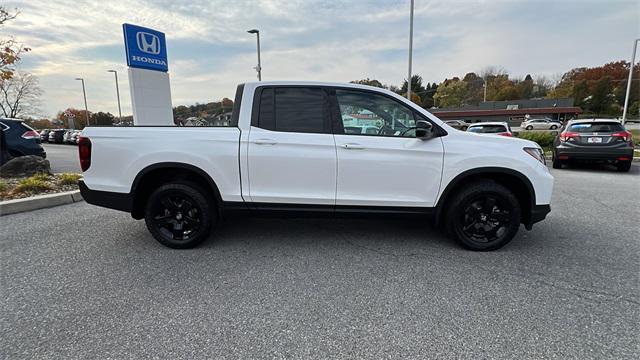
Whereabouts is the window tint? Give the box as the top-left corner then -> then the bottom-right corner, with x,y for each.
335,90 -> 415,137
258,88 -> 275,130
568,122 -> 624,133
257,87 -> 326,133
467,125 -> 507,133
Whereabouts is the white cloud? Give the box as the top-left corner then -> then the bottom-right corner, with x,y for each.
4,0 -> 639,117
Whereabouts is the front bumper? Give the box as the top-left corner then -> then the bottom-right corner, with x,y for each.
527,204 -> 551,230
79,180 -> 132,213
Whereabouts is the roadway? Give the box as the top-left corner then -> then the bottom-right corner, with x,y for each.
1,163 -> 638,359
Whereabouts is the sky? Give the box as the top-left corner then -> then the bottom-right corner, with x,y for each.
4,0 -> 640,118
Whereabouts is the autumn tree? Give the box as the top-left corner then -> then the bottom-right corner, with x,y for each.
350,78 -> 384,88
91,111 -> 115,126
56,108 -> 91,129
433,78 -> 468,107
0,71 -> 42,118
1,7 -> 30,80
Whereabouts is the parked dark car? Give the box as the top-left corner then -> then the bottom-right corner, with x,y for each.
39,129 -> 51,142
552,119 -> 634,172
0,118 -> 46,164
48,129 -> 67,144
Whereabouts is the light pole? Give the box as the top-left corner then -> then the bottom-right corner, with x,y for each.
75,77 -> 89,125
622,38 -> 639,125
107,70 -> 123,123
247,29 -> 262,81
483,78 -> 488,102
407,0 -> 414,101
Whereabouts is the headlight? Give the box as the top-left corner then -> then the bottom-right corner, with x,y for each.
524,147 -> 546,165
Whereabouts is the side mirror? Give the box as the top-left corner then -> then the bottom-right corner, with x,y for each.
415,120 -> 433,139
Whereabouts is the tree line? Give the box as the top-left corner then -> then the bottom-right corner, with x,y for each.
351,61 -> 639,117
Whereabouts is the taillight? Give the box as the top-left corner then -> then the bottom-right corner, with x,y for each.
78,137 -> 91,172
611,131 -> 632,142
21,130 -> 40,139
498,132 -> 513,137
560,131 -> 580,142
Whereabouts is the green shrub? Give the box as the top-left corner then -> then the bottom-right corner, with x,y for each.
58,173 -> 82,185
0,181 -> 7,193
516,131 -> 556,150
30,172 -> 51,182
14,178 -> 52,193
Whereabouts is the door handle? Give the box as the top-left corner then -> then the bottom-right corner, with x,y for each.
253,138 -> 278,145
341,143 -> 365,150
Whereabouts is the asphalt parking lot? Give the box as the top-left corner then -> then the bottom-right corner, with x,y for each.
1,164 -> 639,359
42,143 -> 81,173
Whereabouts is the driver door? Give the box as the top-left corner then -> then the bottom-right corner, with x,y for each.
331,89 -> 444,207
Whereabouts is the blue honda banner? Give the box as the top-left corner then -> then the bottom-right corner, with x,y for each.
123,23 -> 168,72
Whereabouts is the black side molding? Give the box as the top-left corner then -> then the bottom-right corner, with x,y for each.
79,180 -> 133,213
526,204 -> 551,230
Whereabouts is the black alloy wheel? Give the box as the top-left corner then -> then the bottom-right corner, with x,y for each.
446,180 -> 521,251
144,182 -> 214,249
459,195 -> 512,243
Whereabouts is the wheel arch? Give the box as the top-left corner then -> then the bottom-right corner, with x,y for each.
130,162 -> 223,219
435,167 -> 536,228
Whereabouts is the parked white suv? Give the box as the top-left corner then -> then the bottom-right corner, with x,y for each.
79,81 -> 553,251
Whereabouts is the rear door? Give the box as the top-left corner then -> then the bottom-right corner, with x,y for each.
246,86 -> 336,205
330,88 -> 444,207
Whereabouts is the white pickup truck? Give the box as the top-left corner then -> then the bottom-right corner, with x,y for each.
79,81 -> 553,251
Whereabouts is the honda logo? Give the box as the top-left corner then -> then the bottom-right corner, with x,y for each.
136,32 -> 160,55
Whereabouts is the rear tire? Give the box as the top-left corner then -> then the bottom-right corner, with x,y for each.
552,154 -> 563,169
144,181 -> 215,249
550,125 -> 558,130
445,180 -> 521,251
617,160 -> 632,172
526,125 -> 533,130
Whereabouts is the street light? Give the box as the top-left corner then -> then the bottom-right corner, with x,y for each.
622,38 -> 639,125
407,0 -> 414,101
75,77 -> 89,125
107,70 -> 123,123
247,29 -> 262,81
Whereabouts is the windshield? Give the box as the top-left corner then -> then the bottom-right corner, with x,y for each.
567,122 -> 624,133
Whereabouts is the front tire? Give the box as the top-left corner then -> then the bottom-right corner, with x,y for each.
144,182 -> 215,249
445,180 -> 521,251
550,125 -> 558,130
526,125 -> 533,130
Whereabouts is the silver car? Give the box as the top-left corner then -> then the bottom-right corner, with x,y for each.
521,118 -> 562,130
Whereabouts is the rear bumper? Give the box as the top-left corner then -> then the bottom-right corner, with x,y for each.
555,145 -> 634,161
79,180 -> 132,213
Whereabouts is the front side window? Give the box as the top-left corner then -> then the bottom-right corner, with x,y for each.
335,90 -> 416,137
257,87 -> 326,133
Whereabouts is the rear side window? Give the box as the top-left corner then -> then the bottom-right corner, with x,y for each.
568,122 -> 624,133
257,87 -> 326,133
468,125 -> 506,133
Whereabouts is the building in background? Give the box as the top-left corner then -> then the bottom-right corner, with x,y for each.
430,98 -> 582,126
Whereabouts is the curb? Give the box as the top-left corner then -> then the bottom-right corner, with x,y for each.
0,190 -> 83,216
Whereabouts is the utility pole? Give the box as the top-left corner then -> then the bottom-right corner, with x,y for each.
407,0 -> 414,101
107,70 -> 123,122
247,29 -> 262,81
75,78 -> 90,125
622,38 -> 639,125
